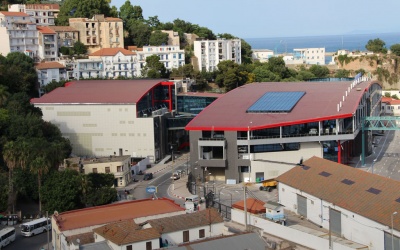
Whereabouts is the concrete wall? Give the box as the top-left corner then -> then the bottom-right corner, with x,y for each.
161,223 -> 225,246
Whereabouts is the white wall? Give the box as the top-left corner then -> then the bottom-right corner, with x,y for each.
278,183 -> 395,250
36,104 -> 156,158
161,223 -> 225,246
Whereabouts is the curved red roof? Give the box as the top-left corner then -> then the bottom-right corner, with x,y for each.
31,79 -> 168,104
185,80 -> 380,131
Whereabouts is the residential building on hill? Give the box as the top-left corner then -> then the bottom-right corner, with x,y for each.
48,26 -> 79,48
193,38 -> 241,72
185,77 -> 381,184
160,30 -> 180,46
381,96 -> 400,116
51,198 -> 185,250
37,25 -> 57,61
0,11 -> 38,59
251,49 -> 274,62
284,47 -> 325,65
31,80 -> 177,160
69,14 -> 124,53
35,61 -> 66,96
276,156 -> 400,250
8,4 -> 59,26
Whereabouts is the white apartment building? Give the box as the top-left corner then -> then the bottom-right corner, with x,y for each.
8,4 -> 59,26
193,38 -> 241,72
36,61 -> 66,96
287,47 -> 325,65
0,11 -> 38,60
133,45 -> 185,76
252,49 -> 274,62
37,26 -> 57,61
73,58 -> 103,79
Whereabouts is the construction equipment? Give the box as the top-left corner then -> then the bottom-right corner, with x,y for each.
259,179 -> 278,192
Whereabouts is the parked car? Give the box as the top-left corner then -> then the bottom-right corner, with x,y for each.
171,173 -> 180,180
143,173 -> 153,180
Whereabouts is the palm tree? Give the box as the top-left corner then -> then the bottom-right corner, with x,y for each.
3,141 -> 19,213
30,156 -> 51,213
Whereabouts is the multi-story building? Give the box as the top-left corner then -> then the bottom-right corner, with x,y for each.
88,47 -> 137,79
185,78 -> 381,184
0,11 -> 38,60
69,14 -> 123,53
35,61 -> 66,96
8,4 -> 59,26
72,58 -> 103,79
49,26 -> 79,48
193,38 -> 241,72
160,30 -> 180,46
31,80 -> 177,160
37,26 -> 57,61
134,45 -> 185,76
286,47 -> 325,65
252,49 -> 274,62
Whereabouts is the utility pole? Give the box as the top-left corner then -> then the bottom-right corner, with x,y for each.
46,211 -> 50,250
244,184 -> 247,231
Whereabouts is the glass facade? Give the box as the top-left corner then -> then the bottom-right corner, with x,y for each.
177,95 -> 218,115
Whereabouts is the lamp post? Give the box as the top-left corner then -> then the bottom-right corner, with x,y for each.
392,211 -> 398,250
372,159 -> 377,174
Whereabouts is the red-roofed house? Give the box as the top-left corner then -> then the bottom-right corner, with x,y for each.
35,61 -> 66,96
31,79 -> 176,159
69,14 -> 123,53
37,25 -> 57,61
51,198 -> 185,250
185,79 -> 382,183
8,4 -> 59,25
381,96 -> 400,116
0,11 -> 38,59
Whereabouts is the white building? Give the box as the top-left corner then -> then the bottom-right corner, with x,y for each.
252,49 -> 274,62
8,4 -> 59,26
284,47 -> 325,65
31,80 -> 175,160
193,38 -> 241,72
133,45 -> 185,76
37,26 -> 57,61
0,11 -> 38,60
35,61 -> 66,96
276,156 -> 400,250
72,58 -> 103,79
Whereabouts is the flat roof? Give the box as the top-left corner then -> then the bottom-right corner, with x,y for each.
185,80 -> 380,131
54,198 -> 184,231
31,79 -> 169,105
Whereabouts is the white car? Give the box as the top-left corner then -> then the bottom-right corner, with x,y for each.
171,173 -> 180,180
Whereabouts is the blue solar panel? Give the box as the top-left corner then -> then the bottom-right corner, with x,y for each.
247,91 -> 305,113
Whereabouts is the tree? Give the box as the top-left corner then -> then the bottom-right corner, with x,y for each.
309,65 -> 330,78
81,173 -> 117,207
73,41 -> 87,55
42,80 -> 67,94
146,16 -> 162,29
334,69 -> 350,78
119,0 -> 136,25
365,38 -> 387,54
149,30 -> 169,46
142,55 -> 167,78
60,46 -> 72,56
29,156 -> 51,213
56,0 -> 112,26
3,141 -> 19,212
0,85 -> 10,106
126,19 -> 151,47
390,44 -> 400,56
241,39 -> 253,64
267,57 -> 290,78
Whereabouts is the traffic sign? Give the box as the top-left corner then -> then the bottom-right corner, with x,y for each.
146,186 -> 157,194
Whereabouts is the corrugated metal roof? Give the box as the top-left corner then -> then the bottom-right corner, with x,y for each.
185,80 -> 380,131
31,79 -> 168,104
276,156 -> 400,231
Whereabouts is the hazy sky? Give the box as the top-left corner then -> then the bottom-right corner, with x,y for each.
111,0 -> 400,38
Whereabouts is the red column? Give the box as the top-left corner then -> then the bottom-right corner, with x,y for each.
337,140 -> 341,164
168,85 -> 172,111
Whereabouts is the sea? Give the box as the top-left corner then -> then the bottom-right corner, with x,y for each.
245,32 -> 400,54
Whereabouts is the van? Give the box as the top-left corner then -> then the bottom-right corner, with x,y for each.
185,195 -> 199,204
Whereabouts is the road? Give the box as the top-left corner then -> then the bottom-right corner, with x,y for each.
1,223 -> 50,250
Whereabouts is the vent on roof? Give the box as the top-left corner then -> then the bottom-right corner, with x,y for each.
367,187 -> 381,195
396,197 -> 400,203
301,165 -> 310,170
341,179 -> 355,185
319,171 -> 331,177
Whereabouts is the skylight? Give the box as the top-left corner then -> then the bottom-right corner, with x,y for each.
341,179 -> 355,185
247,91 -> 305,113
366,187 -> 381,195
319,171 -> 331,177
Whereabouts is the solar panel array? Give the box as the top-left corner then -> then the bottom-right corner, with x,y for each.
247,91 -> 305,113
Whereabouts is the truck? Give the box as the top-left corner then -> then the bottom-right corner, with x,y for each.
259,179 -> 278,192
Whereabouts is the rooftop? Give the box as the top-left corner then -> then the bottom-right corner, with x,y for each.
185,80 -> 379,131
53,198 -> 184,231
0,11 -> 29,17
89,48 -> 136,57
37,25 -> 56,34
30,79 -> 168,105
232,198 -> 266,214
49,26 -> 78,32
25,4 -> 60,10
35,61 -> 65,70
276,156 -> 400,231
178,91 -> 224,98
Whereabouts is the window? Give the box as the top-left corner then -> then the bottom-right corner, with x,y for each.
199,229 -> 205,238
183,230 -> 189,242
146,241 -> 152,250
117,166 -> 123,172
105,167 -> 110,173
93,168 -> 98,173
126,246 -> 132,250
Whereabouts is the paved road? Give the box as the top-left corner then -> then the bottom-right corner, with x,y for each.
0,224 -> 51,250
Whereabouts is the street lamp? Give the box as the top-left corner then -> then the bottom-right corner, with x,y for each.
392,211 -> 398,250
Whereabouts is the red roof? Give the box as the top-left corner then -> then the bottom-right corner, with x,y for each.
185,80 -> 381,131
37,26 -> 56,34
31,80 -> 169,104
35,62 -> 65,70
89,48 -> 136,57
382,97 -> 400,105
54,198 -> 184,231
232,198 -> 266,214
0,11 -> 29,17
25,4 -> 60,10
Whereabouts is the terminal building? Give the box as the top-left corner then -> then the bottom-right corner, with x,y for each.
185,78 -> 382,184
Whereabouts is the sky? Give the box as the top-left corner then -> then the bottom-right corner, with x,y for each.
110,0 -> 400,39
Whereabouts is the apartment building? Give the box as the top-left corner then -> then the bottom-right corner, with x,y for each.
193,38 -> 241,72
0,11 -> 38,60
289,47 -> 326,65
69,14 -> 123,53
37,26 -> 57,61
88,47 -> 137,79
35,61 -> 66,96
133,45 -> 185,76
72,58 -> 103,79
49,26 -> 79,48
160,30 -> 180,46
252,49 -> 274,62
8,4 -> 59,26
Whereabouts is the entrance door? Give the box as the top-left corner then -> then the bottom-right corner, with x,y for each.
297,194 -> 307,217
329,208 -> 342,236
